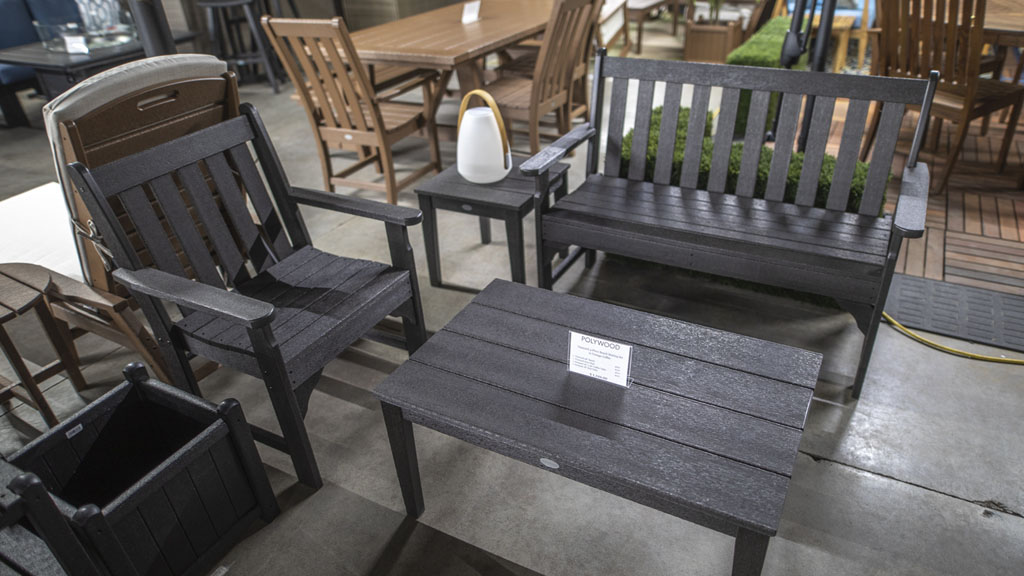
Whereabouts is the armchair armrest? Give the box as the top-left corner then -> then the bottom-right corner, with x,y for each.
520,123 -> 596,176
893,164 -> 930,239
289,186 -> 422,226
112,268 -> 275,329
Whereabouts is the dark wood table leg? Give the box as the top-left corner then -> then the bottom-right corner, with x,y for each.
504,214 -> 526,284
731,529 -> 770,576
0,324 -> 58,427
382,402 -> 425,518
479,216 -> 492,244
418,195 -> 443,287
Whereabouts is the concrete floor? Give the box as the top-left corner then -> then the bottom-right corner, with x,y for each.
2,16 -> 1024,576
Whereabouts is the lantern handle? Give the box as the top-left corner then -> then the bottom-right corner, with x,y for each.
457,89 -> 511,168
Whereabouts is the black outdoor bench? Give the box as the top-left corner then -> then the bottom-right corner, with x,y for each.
522,49 -> 938,399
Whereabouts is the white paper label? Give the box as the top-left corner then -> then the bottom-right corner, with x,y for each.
462,1 -> 481,23
64,35 -> 89,54
65,423 -> 83,439
567,331 -> 632,388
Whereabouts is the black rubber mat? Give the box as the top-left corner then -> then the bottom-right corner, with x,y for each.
885,274 -> 1024,353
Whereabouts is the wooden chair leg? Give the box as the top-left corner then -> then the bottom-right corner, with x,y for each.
997,97 -> 1023,172
529,111 -> 542,155
35,300 -> 88,393
0,325 -> 58,427
928,117 -> 944,152
318,140 -> 334,193
936,120 -> 971,194
856,32 -> 868,70
380,144 -> 399,205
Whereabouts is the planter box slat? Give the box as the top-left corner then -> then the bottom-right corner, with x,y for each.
187,452 -> 239,537
137,488 -> 197,574
164,469 -> 220,557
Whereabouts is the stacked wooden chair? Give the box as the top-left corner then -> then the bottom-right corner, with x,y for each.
67,104 -> 428,490
262,16 -> 442,204
864,0 -> 1024,193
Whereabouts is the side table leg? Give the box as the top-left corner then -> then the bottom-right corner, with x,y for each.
382,402 -> 425,518
732,529 -> 770,576
505,215 -> 526,284
418,195 -> 443,287
479,217 -> 492,245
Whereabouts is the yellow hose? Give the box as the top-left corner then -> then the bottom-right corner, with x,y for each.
882,312 -> 1024,365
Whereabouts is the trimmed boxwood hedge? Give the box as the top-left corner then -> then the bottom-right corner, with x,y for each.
620,106 -> 876,214
725,16 -> 805,136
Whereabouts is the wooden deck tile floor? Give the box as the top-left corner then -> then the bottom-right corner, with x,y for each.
863,106 -> 1024,295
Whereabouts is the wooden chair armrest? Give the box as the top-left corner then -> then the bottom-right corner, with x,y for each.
520,123 -> 597,176
893,164 -> 929,239
289,186 -> 423,226
112,268 -> 275,329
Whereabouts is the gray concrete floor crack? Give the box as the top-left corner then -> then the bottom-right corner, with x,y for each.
798,450 -> 1024,520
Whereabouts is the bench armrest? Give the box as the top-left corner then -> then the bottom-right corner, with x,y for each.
113,268 -> 275,329
520,123 -> 596,176
893,163 -> 930,239
289,186 -> 422,226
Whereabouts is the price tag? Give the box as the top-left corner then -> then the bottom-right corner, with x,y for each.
567,331 -> 632,388
64,35 -> 89,54
462,0 -> 481,24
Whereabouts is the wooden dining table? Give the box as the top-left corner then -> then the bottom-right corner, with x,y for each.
351,0 -> 555,106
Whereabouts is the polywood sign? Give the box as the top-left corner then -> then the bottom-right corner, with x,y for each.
567,331 -> 632,388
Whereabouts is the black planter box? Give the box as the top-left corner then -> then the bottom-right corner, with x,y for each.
9,363 -> 279,576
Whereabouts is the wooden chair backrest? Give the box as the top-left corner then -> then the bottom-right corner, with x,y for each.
590,52 -> 935,216
69,108 -> 305,303
533,0 -> 599,107
59,73 -> 240,295
877,0 -> 985,99
263,17 -> 382,135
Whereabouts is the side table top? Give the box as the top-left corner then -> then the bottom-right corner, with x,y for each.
376,280 -> 821,536
415,157 -> 569,209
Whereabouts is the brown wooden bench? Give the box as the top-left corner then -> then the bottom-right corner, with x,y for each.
522,50 -> 938,399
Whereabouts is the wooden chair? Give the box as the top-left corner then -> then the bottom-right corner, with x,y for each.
67,104 -> 428,491
262,16 -> 441,205
499,0 -> 602,126
864,0 -> 1024,194
484,0 -> 600,154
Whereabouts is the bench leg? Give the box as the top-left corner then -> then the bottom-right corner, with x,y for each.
732,529 -> 770,576
419,195 -> 443,288
382,402 -> 425,518
852,235 -> 904,399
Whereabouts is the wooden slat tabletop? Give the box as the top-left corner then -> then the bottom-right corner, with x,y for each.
351,0 -> 555,68
375,280 -> 821,536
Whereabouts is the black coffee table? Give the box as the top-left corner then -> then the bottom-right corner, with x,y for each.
0,31 -> 196,99
375,280 -> 822,576
414,158 -> 568,287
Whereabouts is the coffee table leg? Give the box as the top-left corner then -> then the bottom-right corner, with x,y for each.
731,529 -> 770,576
479,217 -> 492,244
418,195 -> 443,287
504,215 -> 526,284
382,402 -> 425,518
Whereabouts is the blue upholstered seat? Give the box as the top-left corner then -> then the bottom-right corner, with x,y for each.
0,0 -> 40,85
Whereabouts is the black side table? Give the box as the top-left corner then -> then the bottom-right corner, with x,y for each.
415,157 -> 569,286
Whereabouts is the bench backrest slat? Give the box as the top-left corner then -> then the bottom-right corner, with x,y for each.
765,91 -> 803,202
862,102 -> 907,216
591,53 -> 934,215
680,84 -> 711,190
736,90 -> 772,197
827,98 -> 872,211
708,87 -> 741,193
653,82 -> 684,185
795,96 -> 836,207
628,80 -> 657,181
604,77 -> 629,177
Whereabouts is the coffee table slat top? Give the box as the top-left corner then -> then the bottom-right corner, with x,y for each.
415,157 -> 569,209
376,280 -> 821,536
